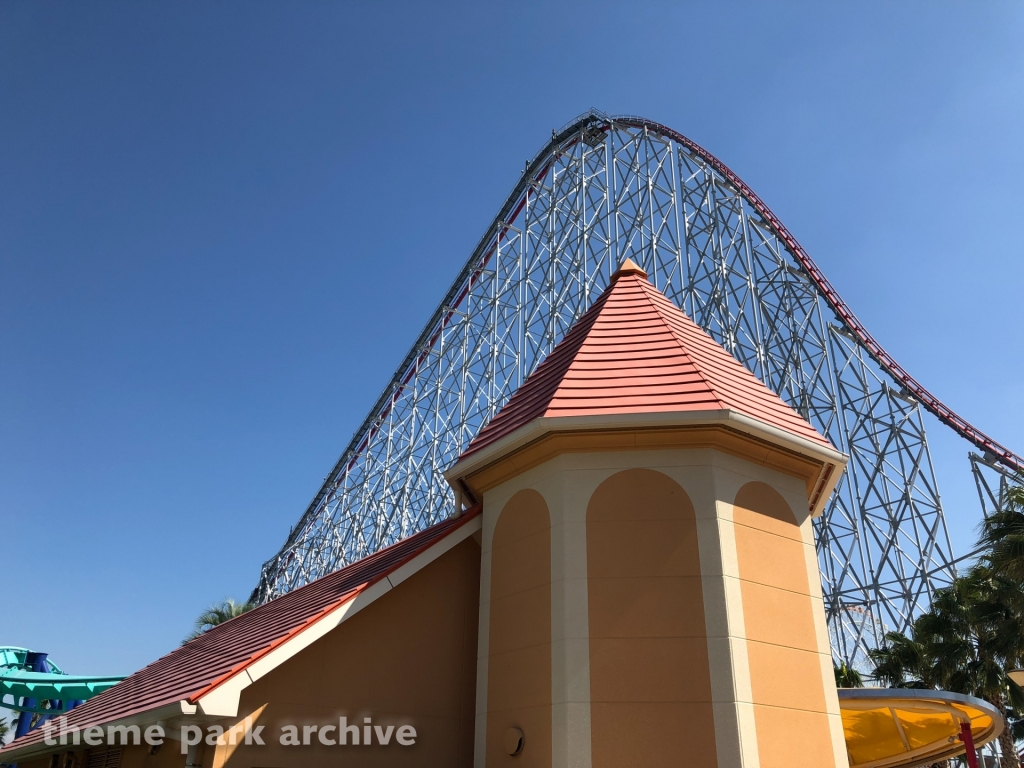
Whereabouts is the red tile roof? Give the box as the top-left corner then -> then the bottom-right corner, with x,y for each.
462,259 -> 831,457
1,509 -> 480,757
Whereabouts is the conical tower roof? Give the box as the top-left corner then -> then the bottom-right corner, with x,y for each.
461,258 -> 832,460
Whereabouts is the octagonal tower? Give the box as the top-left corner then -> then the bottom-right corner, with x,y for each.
447,259 -> 848,768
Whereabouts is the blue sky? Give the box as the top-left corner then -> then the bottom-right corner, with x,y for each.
2,1 -> 1023,678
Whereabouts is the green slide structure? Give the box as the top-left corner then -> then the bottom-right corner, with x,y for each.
1,647 -> 124,739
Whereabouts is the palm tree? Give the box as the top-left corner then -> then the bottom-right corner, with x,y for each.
870,568 -> 1024,768
183,598 -> 254,643
925,569 -> 1024,768
6,701 -> 53,741
868,630 -> 937,688
834,662 -> 864,688
980,484 -> 1024,581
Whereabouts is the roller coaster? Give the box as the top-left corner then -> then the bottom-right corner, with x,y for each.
0,648 -> 122,740
250,110 -> 1023,667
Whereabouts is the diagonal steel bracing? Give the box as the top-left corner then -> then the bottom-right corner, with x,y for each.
251,111 -> 1022,667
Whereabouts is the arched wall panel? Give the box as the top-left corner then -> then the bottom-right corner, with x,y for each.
486,489 -> 552,768
586,468 -> 716,768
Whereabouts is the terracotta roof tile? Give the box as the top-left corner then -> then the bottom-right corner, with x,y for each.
461,261 -> 831,458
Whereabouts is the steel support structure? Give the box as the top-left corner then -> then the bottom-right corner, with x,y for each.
971,452 -> 1024,520
251,112 -> 1023,667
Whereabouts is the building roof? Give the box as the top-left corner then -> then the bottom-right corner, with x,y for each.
839,688 -> 1003,768
461,259 -> 832,459
1,508 -> 480,758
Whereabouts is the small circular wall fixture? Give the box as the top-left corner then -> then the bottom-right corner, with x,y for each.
504,727 -> 524,756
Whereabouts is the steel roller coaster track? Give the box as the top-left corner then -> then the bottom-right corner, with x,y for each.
251,111 -> 1022,666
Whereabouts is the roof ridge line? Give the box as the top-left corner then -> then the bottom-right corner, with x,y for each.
462,287 -> 614,455
630,276 -> 731,410
458,266 -> 832,464
536,291 -> 614,420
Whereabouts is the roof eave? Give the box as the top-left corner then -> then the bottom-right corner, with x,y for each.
0,700 -> 201,763
446,409 -> 846,517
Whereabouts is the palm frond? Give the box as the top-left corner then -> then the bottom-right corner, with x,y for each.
182,598 -> 255,644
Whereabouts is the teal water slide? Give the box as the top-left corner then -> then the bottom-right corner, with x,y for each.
1,647 -> 123,738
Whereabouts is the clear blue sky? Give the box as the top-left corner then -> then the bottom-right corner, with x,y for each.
2,1 -> 1022,678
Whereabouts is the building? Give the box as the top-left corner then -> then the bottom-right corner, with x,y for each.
2,259 -> 849,768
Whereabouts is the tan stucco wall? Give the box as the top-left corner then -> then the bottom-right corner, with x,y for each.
470,442 -> 843,768
733,480 -> 845,768
209,535 -> 481,768
587,468 -> 718,768
484,488 -> 552,768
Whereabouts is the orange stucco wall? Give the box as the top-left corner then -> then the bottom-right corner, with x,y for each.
12,537 -> 481,768
215,535 -> 480,768
586,468 -> 717,768
733,480 -> 837,768
485,488 -> 552,768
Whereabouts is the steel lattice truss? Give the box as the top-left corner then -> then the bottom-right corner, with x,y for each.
251,112 -> 1023,667
972,453 -> 1024,521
